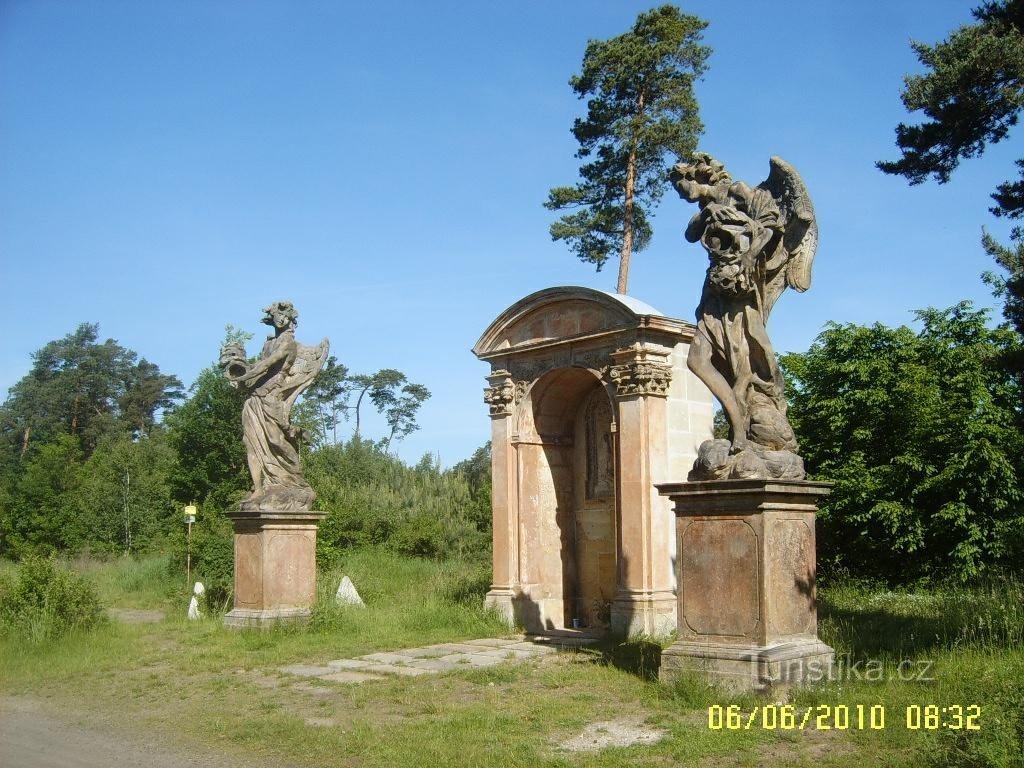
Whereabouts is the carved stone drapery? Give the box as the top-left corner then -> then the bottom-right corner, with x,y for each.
608,344 -> 672,398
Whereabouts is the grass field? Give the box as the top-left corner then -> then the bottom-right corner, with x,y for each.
1,551 -> 1021,767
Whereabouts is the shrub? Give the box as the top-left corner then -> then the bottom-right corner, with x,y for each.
166,508 -> 233,609
0,555 -> 105,640
307,440 -> 491,565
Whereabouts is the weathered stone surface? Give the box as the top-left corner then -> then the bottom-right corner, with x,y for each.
362,663 -> 430,677
474,287 -> 714,638
277,637 -> 565,683
335,575 -> 364,607
406,658 -> 465,672
221,302 -> 329,628
220,301 -> 328,513
326,659 -> 373,670
556,718 -> 666,752
358,652 -> 414,664
657,479 -> 834,692
463,638 -> 517,648
278,664 -> 337,678
459,654 -> 505,667
223,511 -> 325,628
671,156 -> 818,481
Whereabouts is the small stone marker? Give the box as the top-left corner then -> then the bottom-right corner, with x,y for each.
187,581 -> 205,620
335,575 -> 365,607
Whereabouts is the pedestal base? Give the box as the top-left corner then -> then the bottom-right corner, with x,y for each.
224,509 -> 326,629
484,588 -> 517,627
223,607 -> 313,628
610,590 -> 676,638
656,479 -> 833,692
660,639 -> 834,693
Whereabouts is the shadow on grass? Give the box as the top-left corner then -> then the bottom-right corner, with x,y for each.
819,601 -> 950,658
595,637 -> 664,681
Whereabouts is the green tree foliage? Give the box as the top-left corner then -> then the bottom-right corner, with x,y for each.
546,5 -> 710,293
74,431 -> 177,555
164,367 -> 248,511
304,363 -> 432,449
450,441 -> 492,535
1,431 -> 178,558
983,230 -> 1024,387
879,0 -> 1024,352
781,303 -> 1024,582
878,0 -> 1024,220
308,439 -> 490,563
0,323 -> 183,457
301,356 -> 351,446
1,435 -> 83,556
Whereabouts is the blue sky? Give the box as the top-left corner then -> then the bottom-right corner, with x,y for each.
1,1 -> 1018,466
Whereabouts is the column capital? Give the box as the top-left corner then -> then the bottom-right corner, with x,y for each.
608,343 -> 673,398
483,369 -> 526,417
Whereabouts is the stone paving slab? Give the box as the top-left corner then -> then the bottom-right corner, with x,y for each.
463,638 -> 515,648
363,663 -> 431,677
393,646 -> 451,658
278,664 -> 338,678
406,658 -> 465,672
277,636 -> 577,685
461,654 -> 506,667
358,652 -> 415,664
326,659 -> 373,670
320,670 -> 384,684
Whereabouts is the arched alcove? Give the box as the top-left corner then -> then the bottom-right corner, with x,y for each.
511,367 -> 617,631
474,286 -> 714,637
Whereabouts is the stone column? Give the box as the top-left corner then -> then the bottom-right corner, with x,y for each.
656,479 -> 834,692
607,344 -> 676,637
223,509 -> 326,628
482,370 -> 519,625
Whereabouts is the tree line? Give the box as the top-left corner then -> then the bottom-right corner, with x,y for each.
0,324 -> 458,563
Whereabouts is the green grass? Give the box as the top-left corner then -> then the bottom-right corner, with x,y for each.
1,552 -> 1021,768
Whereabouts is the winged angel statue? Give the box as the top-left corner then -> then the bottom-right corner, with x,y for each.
220,301 -> 329,511
671,154 -> 817,480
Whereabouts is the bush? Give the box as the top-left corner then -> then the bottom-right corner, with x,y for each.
781,304 -> 1024,582
307,440 -> 491,564
0,555 -> 105,640
166,508 -> 233,609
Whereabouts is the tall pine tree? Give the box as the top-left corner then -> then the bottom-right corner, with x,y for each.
545,5 -> 710,293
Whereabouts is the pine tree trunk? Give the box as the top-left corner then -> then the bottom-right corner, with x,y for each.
617,91 -> 644,295
618,148 -> 636,294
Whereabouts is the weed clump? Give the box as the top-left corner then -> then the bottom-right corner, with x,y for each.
0,555 -> 105,640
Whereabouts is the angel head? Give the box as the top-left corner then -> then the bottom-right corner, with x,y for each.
262,301 -> 299,332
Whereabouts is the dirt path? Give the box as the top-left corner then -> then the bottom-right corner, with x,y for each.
0,696 -> 292,768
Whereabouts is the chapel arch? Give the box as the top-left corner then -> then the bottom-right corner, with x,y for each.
473,286 -> 714,637
513,366 -> 618,630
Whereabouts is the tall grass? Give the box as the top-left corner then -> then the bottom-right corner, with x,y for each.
819,576 -> 1024,657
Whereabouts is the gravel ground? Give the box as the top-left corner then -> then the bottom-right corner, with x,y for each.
0,696 -> 292,768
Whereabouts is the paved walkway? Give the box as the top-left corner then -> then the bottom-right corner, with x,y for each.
278,636 -> 593,683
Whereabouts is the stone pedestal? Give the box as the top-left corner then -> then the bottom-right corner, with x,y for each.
656,479 -> 834,692
223,509 -> 326,628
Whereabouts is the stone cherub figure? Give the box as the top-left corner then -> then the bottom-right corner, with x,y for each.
220,301 -> 329,511
671,153 -> 817,480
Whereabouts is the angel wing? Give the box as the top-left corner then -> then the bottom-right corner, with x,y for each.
758,156 -> 818,314
282,338 -> 330,410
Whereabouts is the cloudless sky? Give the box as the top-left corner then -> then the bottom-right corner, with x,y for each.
1,1 -> 1018,466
